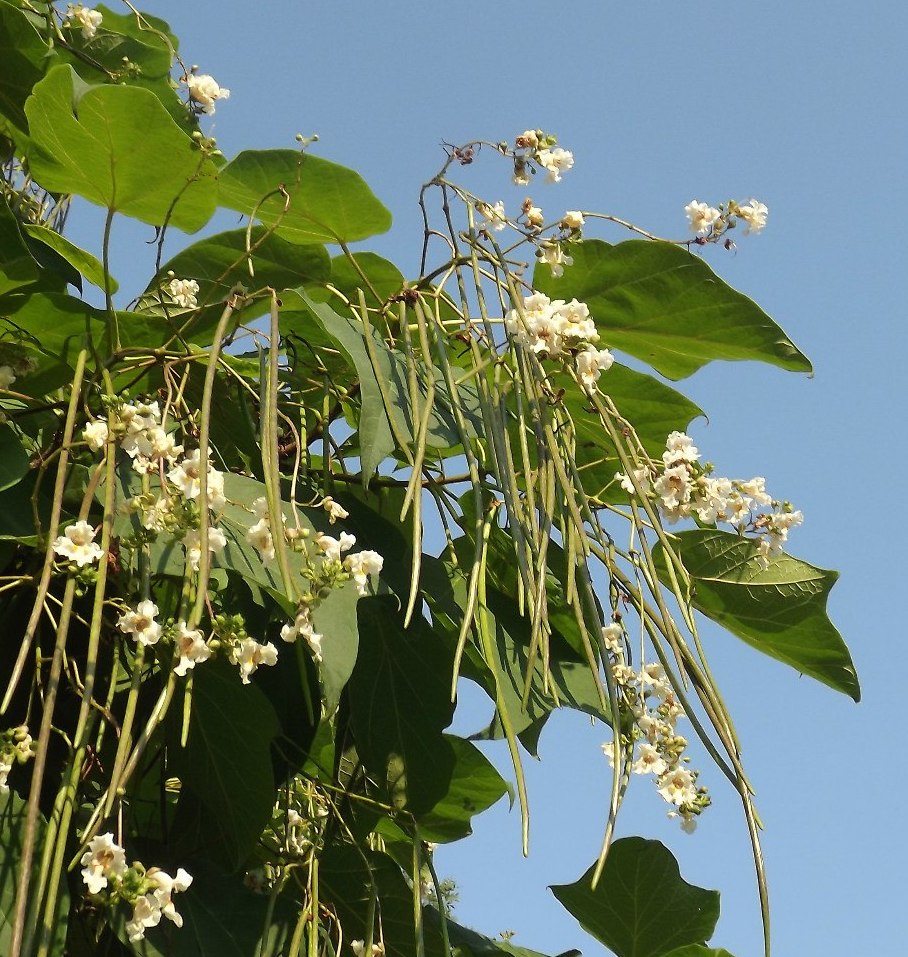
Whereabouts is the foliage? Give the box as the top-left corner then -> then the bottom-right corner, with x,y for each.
0,4 -> 858,957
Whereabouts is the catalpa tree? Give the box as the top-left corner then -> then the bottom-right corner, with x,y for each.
0,3 -> 858,957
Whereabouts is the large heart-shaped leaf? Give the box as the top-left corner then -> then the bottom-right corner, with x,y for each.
169,658 -> 280,871
534,240 -> 810,380
417,735 -> 509,843
348,598 -> 456,816
218,149 -> 392,245
654,529 -> 860,701
551,838 -> 720,957
143,226 -> 330,346
25,65 -> 217,232
0,2 -> 52,136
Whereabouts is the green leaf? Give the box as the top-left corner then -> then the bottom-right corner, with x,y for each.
348,598 -> 456,816
77,5 -> 176,77
321,251 -> 405,308
417,735 -> 509,843
0,2 -> 52,137
0,291 -> 107,368
219,149 -> 392,245
0,423 -> 29,492
661,948 -> 738,957
422,554 -> 609,740
653,529 -> 860,701
440,917 -> 556,957
116,861 -> 296,957
320,845 -> 445,957
287,290 -> 482,480
0,789 -> 69,957
286,291 -> 395,480
22,224 -> 116,292
558,363 -> 703,500
25,65 -> 218,232
169,658 -> 280,871
143,226 -> 330,346
550,838 -> 720,957
0,197 -> 41,296
534,240 -> 811,380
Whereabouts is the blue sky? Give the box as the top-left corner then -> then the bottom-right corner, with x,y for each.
88,1 -> 907,954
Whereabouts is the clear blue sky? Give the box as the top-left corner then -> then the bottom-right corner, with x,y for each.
89,1 -> 908,954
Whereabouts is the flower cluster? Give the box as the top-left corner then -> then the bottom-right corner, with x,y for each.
270,506 -> 383,666
505,292 -> 615,394
599,623 -> 709,832
0,725 -> 35,793
183,71 -> 230,115
64,4 -> 102,39
116,599 -> 213,676
616,431 -> 802,565
79,834 -> 192,943
684,198 -> 768,244
512,130 -> 574,185
83,399 -> 184,477
210,613 -> 279,685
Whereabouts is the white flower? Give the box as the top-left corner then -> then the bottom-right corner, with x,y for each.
83,419 -> 109,451
126,894 -> 161,942
230,638 -> 278,684
184,73 -> 230,114
478,200 -> 508,232
601,622 -> 624,653
246,518 -> 275,564
118,600 -> 162,647
525,204 -> 544,229
632,742 -> 668,776
80,833 -> 127,895
168,450 -> 225,510
173,622 -> 211,676
738,199 -> 768,233
344,550 -> 384,596
168,278 -> 200,309
0,365 -> 17,389
616,467 -> 650,495
536,146 -> 574,183
653,464 -> 693,511
737,476 -> 773,507
315,531 -> 356,563
138,495 -> 172,532
663,431 -> 699,464
575,346 -> 614,394
183,526 -> 227,571
66,4 -> 102,40
538,241 -> 573,278
52,521 -> 104,567
0,756 -> 12,793
694,477 -> 734,524
281,606 -> 323,661
684,200 -> 721,237
639,662 -> 666,690
657,766 -> 697,806
147,867 -> 193,927
321,497 -> 349,524
557,299 -> 598,342
561,210 -> 584,230
517,129 -> 540,149
601,740 -> 617,768
351,941 -> 385,957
